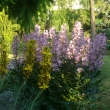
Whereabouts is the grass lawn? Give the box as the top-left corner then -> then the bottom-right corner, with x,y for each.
95,55 -> 110,110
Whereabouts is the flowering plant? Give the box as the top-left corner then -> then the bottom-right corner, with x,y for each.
1,21 -> 106,110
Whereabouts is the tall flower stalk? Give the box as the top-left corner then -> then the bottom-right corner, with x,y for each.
23,40 -> 37,79
51,24 -> 68,71
88,33 -> 106,71
13,39 -> 37,110
37,46 -> 52,89
67,21 -> 89,67
12,36 -> 20,64
29,46 -> 52,110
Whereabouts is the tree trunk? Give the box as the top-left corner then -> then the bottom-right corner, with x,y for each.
90,0 -> 96,40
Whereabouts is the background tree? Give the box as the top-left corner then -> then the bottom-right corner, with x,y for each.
0,0 -> 53,33
44,0 -> 90,32
94,0 -> 110,41
80,0 -> 110,39
89,0 -> 96,40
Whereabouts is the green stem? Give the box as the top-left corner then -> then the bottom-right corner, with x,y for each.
30,90 -> 43,110
13,80 -> 26,110
0,75 -> 5,91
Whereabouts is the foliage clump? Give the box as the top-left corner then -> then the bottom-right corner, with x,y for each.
0,10 -> 13,52
0,21 -> 107,110
0,0 -> 53,33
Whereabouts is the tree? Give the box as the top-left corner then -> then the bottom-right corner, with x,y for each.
80,0 -> 110,39
80,0 -> 96,39
95,0 -> 110,29
80,0 -> 89,9
89,0 -> 96,40
0,0 -> 53,33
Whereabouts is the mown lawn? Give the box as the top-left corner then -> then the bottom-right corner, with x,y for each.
95,55 -> 110,110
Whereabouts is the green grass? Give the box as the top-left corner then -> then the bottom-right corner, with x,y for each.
94,56 -> 110,110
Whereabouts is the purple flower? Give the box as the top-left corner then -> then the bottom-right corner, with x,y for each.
12,36 -> 20,58
67,21 -> 89,66
11,22 -> 107,72
88,33 -> 106,71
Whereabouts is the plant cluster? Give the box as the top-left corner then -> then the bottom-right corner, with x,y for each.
0,10 -> 13,52
0,21 -> 107,110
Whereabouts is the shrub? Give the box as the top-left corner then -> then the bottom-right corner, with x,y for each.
0,21 -> 106,110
